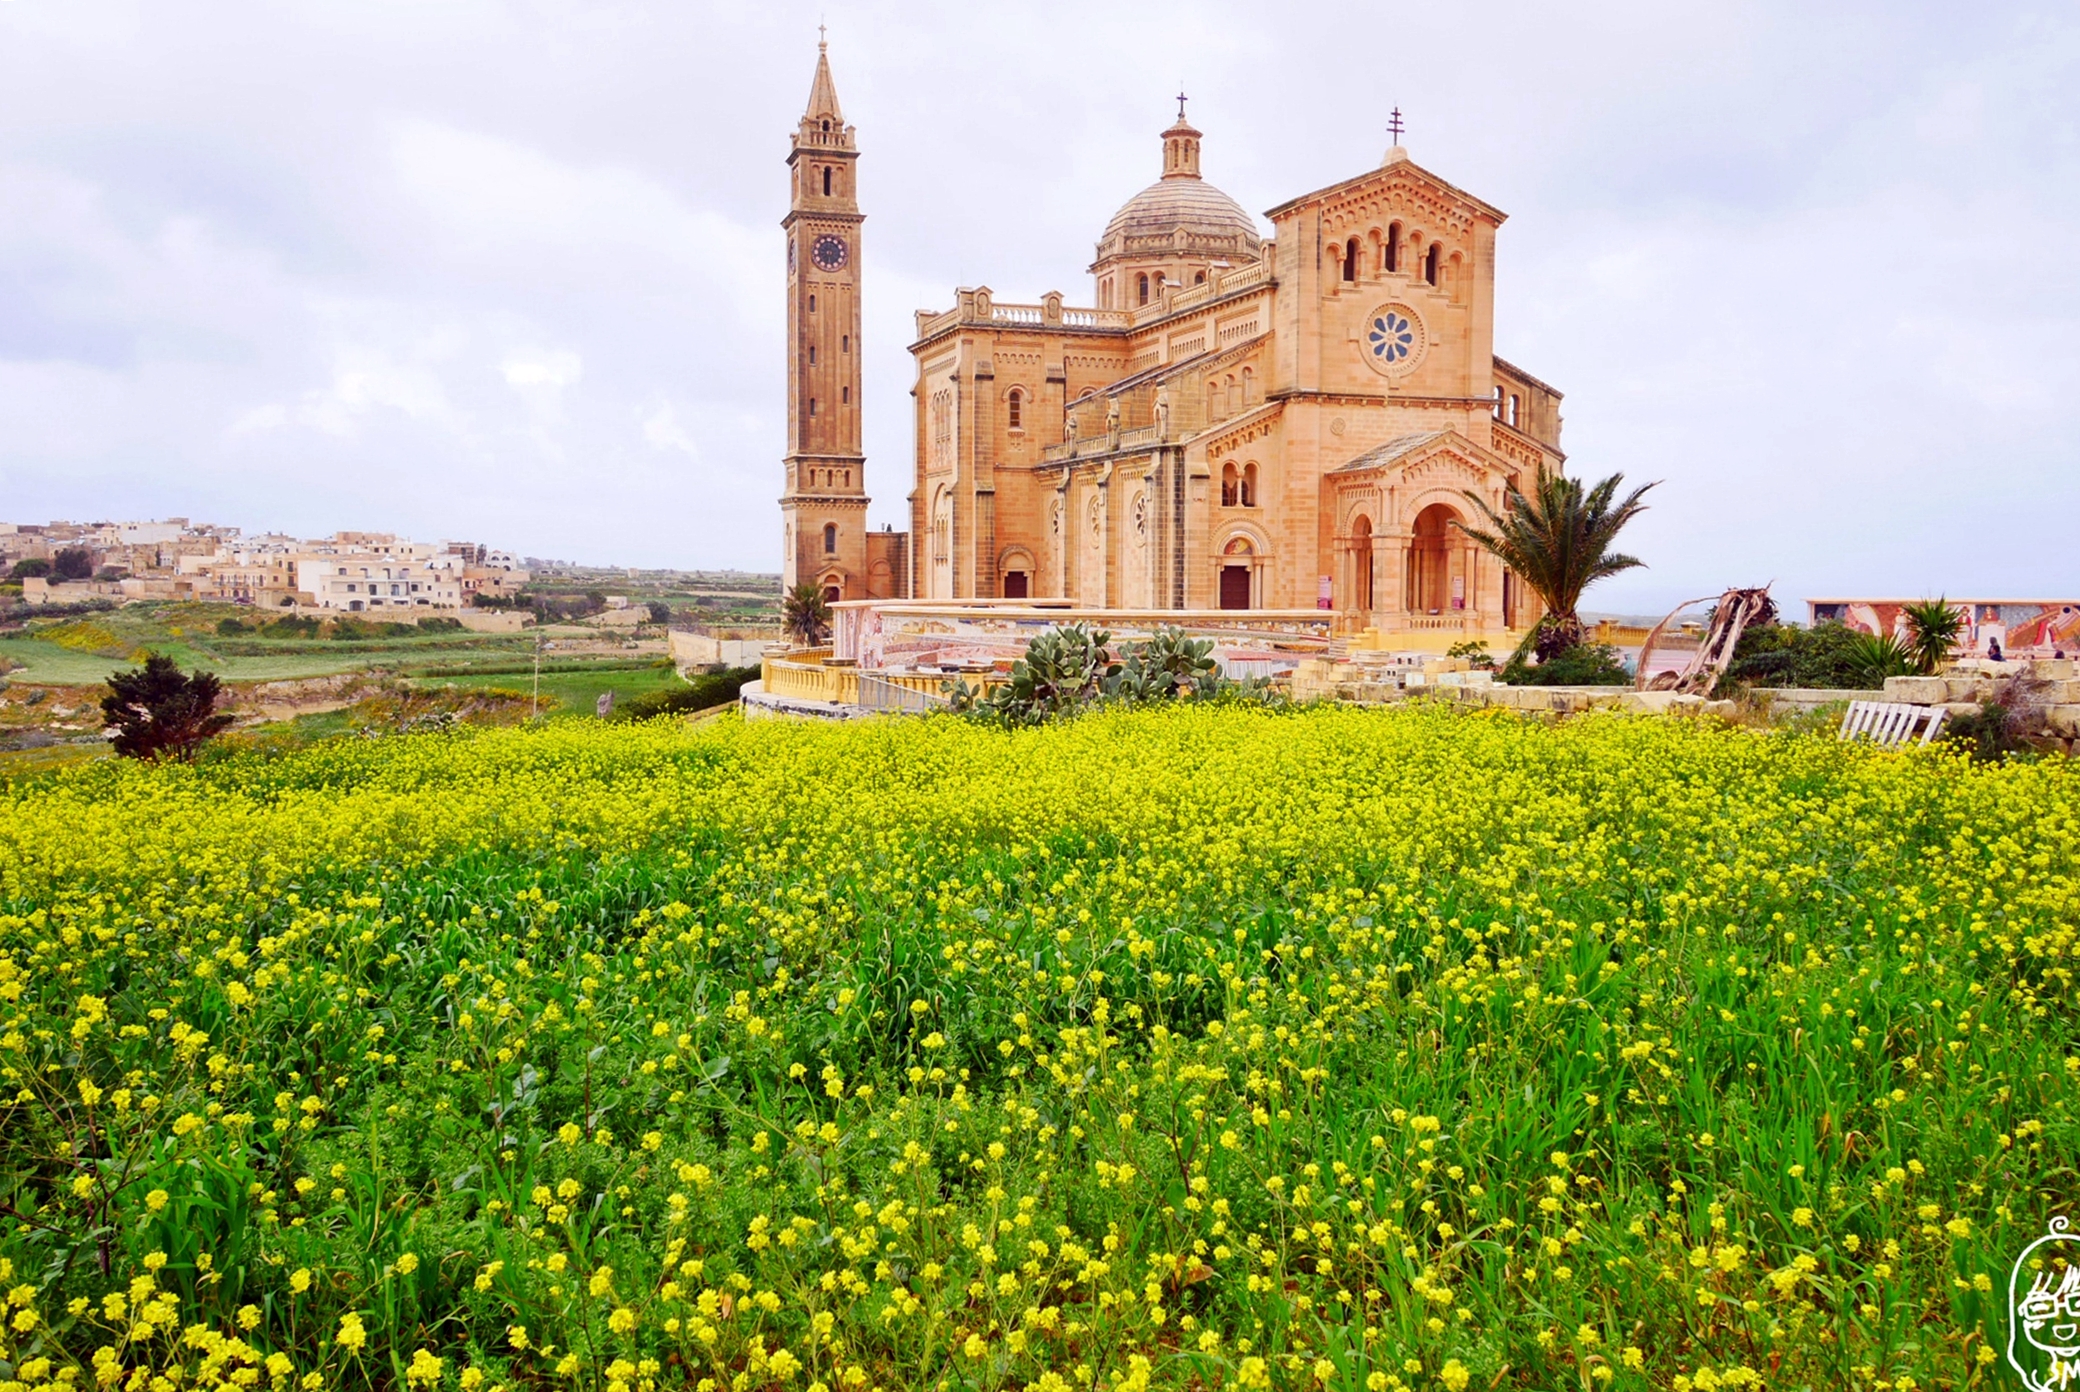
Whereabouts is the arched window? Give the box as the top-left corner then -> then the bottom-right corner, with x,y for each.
841,386 -> 849,403
1493,385 -> 1505,418
822,166 -> 833,196
1424,243 -> 1440,286
1241,462 -> 1259,508
1007,388 -> 1023,431
1208,381 -> 1224,421
809,398 -> 818,417
1194,269 -> 1206,284
1138,274 -> 1150,305
1221,462 -> 1240,508
1344,237 -> 1360,282
1507,393 -> 1521,427
808,294 -> 816,312
1385,222 -> 1401,273
1239,366 -> 1253,405
823,523 -> 838,554
809,345 -> 816,365
1153,270 -> 1166,294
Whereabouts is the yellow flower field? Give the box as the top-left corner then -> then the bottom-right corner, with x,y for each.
0,705 -> 2075,1391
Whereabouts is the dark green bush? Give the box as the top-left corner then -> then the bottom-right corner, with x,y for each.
610,666 -> 759,722
1500,642 -> 1629,686
1725,621 -> 1894,691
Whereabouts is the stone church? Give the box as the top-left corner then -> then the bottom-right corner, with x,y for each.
781,42 -> 1563,633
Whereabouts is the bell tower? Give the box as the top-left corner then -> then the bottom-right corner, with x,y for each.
780,35 -> 868,601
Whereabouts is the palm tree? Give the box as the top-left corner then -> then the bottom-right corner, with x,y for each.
781,582 -> 832,649
1457,467 -> 1658,662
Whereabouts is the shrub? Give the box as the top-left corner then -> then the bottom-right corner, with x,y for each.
10,557 -> 52,579
52,546 -> 93,581
1844,630 -> 1917,685
1725,620 -> 1886,690
1499,641 -> 1629,686
418,616 -> 464,633
100,653 -> 234,760
611,666 -> 759,722
1941,672 -> 2052,762
217,617 -> 250,636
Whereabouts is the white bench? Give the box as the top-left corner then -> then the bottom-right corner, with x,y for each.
1839,700 -> 1947,749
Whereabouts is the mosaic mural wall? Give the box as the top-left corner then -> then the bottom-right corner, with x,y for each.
1807,600 -> 2080,657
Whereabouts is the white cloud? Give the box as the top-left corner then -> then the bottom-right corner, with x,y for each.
642,400 -> 699,459
501,351 -> 583,390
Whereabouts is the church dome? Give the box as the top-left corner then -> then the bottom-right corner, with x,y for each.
1101,177 -> 1261,250
1091,108 -> 1263,270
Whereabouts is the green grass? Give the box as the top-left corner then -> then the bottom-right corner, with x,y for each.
1,706 -> 2073,1390
412,661 -> 686,716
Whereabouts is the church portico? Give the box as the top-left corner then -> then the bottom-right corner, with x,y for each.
1322,428 -> 1523,633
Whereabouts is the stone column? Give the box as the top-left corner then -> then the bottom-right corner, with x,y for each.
1377,531 -> 1409,631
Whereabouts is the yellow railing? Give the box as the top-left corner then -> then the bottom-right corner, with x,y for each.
761,654 -> 1007,710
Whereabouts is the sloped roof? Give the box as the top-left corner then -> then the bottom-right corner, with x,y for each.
1327,432 -> 1451,473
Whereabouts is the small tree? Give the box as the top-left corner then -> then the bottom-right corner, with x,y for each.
1900,598 -> 1965,675
1456,467 -> 1657,662
53,547 -> 94,581
10,557 -> 52,580
646,600 -> 674,625
782,583 -> 832,648
102,654 -> 234,761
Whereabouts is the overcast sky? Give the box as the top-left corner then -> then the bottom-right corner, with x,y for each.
1,1 -> 2074,609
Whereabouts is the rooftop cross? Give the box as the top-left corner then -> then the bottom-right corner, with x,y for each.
818,20 -> 827,50
1387,107 -> 1405,145
1176,87 -> 1188,121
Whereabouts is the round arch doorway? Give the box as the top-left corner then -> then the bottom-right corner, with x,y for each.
1217,536 -> 1255,610
1405,503 -> 1464,615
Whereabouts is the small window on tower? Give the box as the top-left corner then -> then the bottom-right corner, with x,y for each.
842,386 -> 850,403
824,524 -> 838,554
1138,274 -> 1149,305
1007,388 -> 1023,430
842,335 -> 850,352
1195,270 -> 1205,284
809,345 -> 817,364
809,294 -> 816,312
810,398 -> 818,416
823,167 -> 832,196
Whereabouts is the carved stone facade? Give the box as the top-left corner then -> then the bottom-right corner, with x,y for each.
904,108 -> 1565,631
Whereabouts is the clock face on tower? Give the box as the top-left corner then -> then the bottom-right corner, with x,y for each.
810,235 -> 849,271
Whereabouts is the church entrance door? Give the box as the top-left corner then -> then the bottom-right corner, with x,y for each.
1219,565 -> 1251,610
